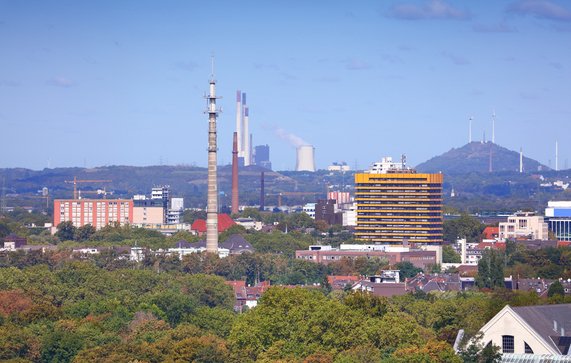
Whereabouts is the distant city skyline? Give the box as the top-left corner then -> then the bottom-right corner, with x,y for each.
0,0 -> 569,170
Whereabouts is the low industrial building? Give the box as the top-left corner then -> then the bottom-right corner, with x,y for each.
295,244 -> 438,270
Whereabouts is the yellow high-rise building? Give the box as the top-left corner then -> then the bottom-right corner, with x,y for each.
354,161 -> 443,245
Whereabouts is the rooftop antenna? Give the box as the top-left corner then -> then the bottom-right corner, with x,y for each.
210,53 -> 215,80
469,116 -> 473,143
492,110 -> 496,144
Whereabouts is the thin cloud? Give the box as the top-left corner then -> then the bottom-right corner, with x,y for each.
549,61 -> 564,70
0,80 -> 20,87
174,61 -> 198,72
344,58 -> 373,70
388,0 -> 470,20
507,0 -> 571,21
473,23 -> 517,33
312,76 -> 340,83
47,76 -> 76,88
442,51 -> 470,65
380,53 -> 404,64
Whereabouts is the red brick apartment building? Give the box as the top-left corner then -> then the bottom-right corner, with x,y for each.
54,199 -> 133,230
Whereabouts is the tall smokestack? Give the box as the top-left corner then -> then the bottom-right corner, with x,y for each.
249,134 -> 253,166
260,171 -> 265,211
244,107 -> 250,166
231,132 -> 239,215
205,65 -> 220,253
241,92 -> 247,156
235,91 -> 242,156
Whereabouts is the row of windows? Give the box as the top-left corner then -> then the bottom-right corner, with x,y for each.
357,201 -> 442,206
355,230 -> 441,235
355,195 -> 442,200
358,209 -> 442,213
356,183 -> 441,187
365,178 -> 431,182
356,235 -> 442,241
357,224 -> 442,229
356,189 -> 442,193
357,218 -> 442,224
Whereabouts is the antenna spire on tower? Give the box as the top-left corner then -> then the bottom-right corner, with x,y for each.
210,54 -> 215,80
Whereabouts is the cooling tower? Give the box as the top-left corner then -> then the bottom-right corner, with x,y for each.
296,145 -> 316,172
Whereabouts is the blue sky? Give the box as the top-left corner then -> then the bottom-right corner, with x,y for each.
0,0 -> 570,170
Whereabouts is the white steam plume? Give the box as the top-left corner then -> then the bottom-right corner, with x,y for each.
275,128 -> 309,147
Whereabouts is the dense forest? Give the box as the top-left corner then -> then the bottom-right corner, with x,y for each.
3,258 -> 569,363
2,210 -> 571,361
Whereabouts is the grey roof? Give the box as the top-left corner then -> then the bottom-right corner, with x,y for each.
220,234 -> 253,253
512,304 -> 571,354
174,240 -> 194,248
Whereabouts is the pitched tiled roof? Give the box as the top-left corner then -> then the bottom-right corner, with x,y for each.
220,234 -> 253,253
191,214 -> 236,233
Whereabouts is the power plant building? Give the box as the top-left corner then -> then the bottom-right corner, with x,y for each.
354,159 -> 443,245
296,145 -> 316,172
254,144 -> 272,170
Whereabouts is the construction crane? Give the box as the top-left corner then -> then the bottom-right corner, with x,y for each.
77,188 -> 113,199
64,177 -> 112,199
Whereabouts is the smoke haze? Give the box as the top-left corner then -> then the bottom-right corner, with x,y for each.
275,128 -> 309,147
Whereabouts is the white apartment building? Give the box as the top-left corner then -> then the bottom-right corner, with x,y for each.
498,211 -> 549,241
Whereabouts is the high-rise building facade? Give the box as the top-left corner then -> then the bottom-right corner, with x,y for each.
354,162 -> 443,245
54,199 -> 133,230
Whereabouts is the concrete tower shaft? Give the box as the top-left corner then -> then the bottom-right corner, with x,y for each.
235,91 -> 242,155
231,132 -> 239,215
206,77 -> 220,253
244,106 -> 250,166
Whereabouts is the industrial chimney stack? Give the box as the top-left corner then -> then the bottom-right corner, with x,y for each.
260,172 -> 265,211
231,132 -> 239,215
205,66 -> 220,253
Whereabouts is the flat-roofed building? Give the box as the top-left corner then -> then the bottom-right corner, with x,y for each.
545,201 -> 571,242
54,199 -> 133,230
499,211 -> 549,241
295,245 -> 437,270
354,159 -> 443,245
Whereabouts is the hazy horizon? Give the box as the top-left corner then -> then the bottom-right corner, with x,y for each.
1,1 -> 570,170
